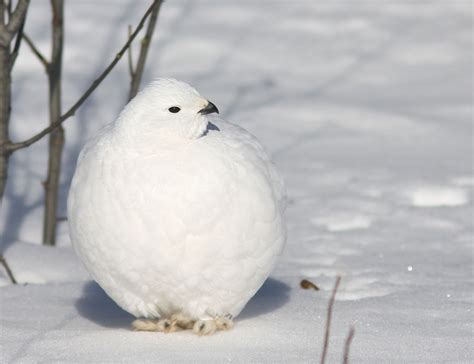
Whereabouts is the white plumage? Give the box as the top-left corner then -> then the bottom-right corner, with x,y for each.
67,79 -> 286,334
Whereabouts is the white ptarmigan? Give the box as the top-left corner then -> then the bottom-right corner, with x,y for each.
67,79 -> 286,335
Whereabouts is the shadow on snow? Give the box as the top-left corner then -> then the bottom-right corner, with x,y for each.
75,277 -> 291,328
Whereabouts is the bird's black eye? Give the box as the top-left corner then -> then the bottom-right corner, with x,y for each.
168,106 -> 181,113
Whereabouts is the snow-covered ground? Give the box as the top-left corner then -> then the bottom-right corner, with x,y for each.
1,1 -> 472,362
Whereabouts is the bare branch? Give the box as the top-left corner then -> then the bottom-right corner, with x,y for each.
22,33 -> 49,69
128,0 -> 162,100
0,3 -> 6,42
0,254 -> 17,284
9,15 -> 26,69
320,276 -> 341,364
0,0 -> 31,201
6,0 -> 29,35
6,0 -> 159,152
42,0 -> 64,246
127,24 -> 134,77
342,326 -> 355,364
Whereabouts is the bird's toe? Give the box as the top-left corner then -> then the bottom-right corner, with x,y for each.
215,315 -> 234,331
132,319 -> 159,331
171,313 -> 195,330
193,319 -> 217,336
157,318 -> 178,333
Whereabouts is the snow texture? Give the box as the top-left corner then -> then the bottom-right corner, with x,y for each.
1,1 -> 472,363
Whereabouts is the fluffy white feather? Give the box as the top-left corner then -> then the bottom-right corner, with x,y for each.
67,79 -> 286,324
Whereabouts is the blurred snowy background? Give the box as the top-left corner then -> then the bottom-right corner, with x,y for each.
1,1 -> 472,362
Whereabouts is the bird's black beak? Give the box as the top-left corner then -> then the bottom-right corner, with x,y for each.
199,101 -> 219,115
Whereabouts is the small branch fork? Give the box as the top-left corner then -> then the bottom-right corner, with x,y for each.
5,0 -> 160,153
22,33 -> 48,69
9,14 -> 26,69
0,0 -> 29,46
127,0 -> 162,101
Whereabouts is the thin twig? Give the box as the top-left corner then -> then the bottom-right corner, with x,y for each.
128,0 -> 162,100
320,276 -> 341,364
6,0 -> 159,152
22,33 -> 49,69
0,255 -> 17,284
127,24 -> 134,77
342,326 -> 355,364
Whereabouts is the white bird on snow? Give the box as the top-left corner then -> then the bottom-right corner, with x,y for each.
67,78 -> 286,335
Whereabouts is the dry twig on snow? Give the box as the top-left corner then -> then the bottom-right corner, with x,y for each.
318,276 -> 356,364
342,326 -> 355,364
0,254 -> 17,284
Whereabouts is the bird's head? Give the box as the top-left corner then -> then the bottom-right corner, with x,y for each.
116,78 -> 219,140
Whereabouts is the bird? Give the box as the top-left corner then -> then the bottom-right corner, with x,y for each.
67,78 -> 286,335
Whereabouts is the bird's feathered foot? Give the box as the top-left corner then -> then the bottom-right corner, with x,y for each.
193,313 -> 234,336
171,313 -> 194,330
133,313 -> 234,335
193,319 -> 217,335
215,313 -> 234,331
132,318 -> 159,331
132,318 -> 179,333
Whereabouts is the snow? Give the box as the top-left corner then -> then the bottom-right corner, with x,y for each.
1,0 -> 472,363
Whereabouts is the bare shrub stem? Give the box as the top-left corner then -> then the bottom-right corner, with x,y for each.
42,0 -> 64,246
127,0 -> 162,101
320,276 -> 341,364
6,0 -> 160,153
342,326 -> 355,364
0,0 -> 30,202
